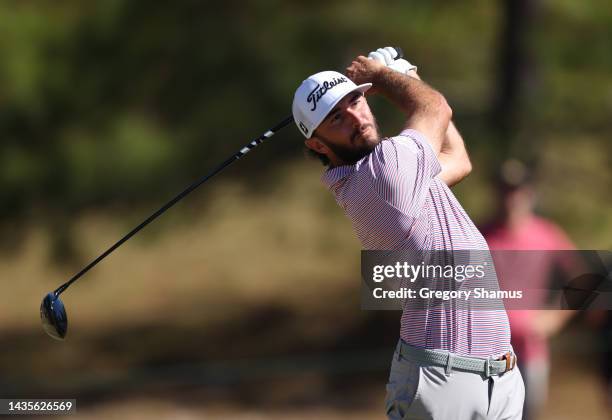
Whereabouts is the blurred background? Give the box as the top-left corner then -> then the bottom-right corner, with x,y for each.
1,0 -> 610,418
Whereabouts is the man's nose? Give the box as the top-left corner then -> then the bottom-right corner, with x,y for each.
346,108 -> 366,128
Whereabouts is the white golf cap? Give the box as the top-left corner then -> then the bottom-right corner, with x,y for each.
292,70 -> 371,138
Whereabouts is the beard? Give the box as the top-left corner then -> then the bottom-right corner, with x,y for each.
319,120 -> 381,166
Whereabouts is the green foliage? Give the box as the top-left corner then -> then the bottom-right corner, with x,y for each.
0,0 -> 609,247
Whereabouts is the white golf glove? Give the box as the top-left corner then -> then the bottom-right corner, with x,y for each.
368,46 -> 417,75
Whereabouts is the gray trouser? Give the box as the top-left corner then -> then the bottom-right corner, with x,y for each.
385,342 -> 525,419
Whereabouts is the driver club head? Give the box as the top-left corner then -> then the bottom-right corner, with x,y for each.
40,292 -> 68,340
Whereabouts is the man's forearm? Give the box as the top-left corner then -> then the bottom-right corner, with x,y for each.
403,71 -> 471,186
371,67 -> 451,154
438,121 -> 472,187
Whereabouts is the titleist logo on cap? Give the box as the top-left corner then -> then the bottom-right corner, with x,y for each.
307,76 -> 348,112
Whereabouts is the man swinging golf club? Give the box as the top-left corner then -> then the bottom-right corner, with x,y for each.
293,47 -> 525,419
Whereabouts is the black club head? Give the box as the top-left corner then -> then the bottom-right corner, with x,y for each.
40,292 -> 68,340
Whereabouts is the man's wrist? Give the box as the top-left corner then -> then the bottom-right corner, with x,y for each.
371,66 -> 398,93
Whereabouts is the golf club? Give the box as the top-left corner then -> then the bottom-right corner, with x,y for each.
40,115 -> 293,340
41,47 -> 405,340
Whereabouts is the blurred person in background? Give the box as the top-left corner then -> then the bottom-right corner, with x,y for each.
481,159 -> 576,419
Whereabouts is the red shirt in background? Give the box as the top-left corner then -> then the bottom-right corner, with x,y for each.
481,215 -> 574,362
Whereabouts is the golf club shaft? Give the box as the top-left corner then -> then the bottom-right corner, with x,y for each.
54,115 -> 295,296
52,46 -> 405,296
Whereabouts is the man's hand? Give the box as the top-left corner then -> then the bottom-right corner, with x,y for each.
368,47 -> 418,76
368,47 -> 396,64
346,49 -> 419,94
345,56 -> 387,95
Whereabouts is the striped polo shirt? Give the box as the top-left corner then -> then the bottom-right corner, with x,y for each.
322,129 -> 511,358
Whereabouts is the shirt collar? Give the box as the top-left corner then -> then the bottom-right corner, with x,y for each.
320,139 -> 386,189
321,162 -> 357,189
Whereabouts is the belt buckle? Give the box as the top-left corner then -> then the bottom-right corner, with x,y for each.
501,352 -> 516,372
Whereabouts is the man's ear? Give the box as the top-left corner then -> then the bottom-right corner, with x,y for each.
305,137 -> 329,155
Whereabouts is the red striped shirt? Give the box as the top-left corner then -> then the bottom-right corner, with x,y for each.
322,129 -> 511,357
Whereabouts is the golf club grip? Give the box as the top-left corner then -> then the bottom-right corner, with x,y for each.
54,115 -> 294,296
393,46 -> 404,60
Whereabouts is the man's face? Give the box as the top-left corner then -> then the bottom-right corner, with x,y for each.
307,91 -> 380,166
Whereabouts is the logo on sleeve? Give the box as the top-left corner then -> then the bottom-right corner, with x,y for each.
306,77 -> 348,112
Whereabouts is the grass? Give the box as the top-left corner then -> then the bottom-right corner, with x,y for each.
2,151 -> 610,331
2,160 -> 361,331
1,158 -> 610,419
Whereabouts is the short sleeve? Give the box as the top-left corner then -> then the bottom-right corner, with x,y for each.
399,129 -> 443,178
363,129 -> 441,216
